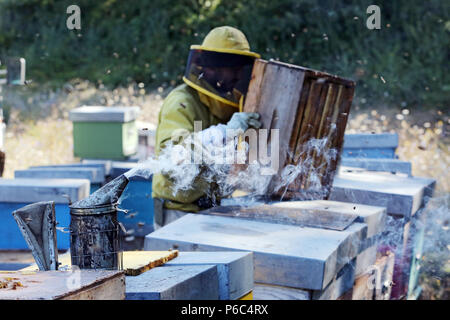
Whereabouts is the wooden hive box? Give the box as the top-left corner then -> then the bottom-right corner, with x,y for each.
242,59 -> 355,200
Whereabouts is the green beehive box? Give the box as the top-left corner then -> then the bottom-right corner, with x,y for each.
69,106 -> 140,160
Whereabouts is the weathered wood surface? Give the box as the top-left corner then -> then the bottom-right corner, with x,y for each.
241,59 -> 355,199
164,251 -> 253,300
355,245 -> 377,277
0,270 -> 125,300
145,213 -> 367,290
0,178 -> 90,204
123,250 -> 178,276
375,252 -> 395,300
199,203 -> 358,231
126,265 -> 219,300
330,170 -> 436,218
243,59 -> 305,195
252,259 -> 356,300
23,250 -> 179,276
265,200 -> 386,237
352,273 -> 373,300
352,251 -> 395,300
312,259 -> 356,300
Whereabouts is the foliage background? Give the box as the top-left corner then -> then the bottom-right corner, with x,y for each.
0,0 -> 449,109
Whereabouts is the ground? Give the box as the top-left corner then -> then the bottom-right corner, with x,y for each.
1,80 -> 449,299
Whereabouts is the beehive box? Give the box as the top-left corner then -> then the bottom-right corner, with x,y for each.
69,106 -> 140,160
242,59 -> 355,200
0,178 -> 90,249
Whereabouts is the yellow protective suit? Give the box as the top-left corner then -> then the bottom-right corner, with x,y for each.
152,26 -> 257,212
151,84 -> 222,212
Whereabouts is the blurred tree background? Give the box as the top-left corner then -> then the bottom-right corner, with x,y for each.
0,0 -> 448,109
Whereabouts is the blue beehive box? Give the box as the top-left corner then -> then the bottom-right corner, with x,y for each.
118,175 -> 154,236
31,163 -> 108,192
342,133 -> 398,159
0,178 -> 90,249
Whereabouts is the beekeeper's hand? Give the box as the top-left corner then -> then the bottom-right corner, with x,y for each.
225,112 -> 261,132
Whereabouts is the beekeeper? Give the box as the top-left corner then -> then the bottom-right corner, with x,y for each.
152,26 -> 261,228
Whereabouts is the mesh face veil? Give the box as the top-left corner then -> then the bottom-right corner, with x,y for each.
183,46 -> 260,108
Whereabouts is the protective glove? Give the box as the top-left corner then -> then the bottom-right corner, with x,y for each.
225,112 -> 261,132
195,112 -> 261,150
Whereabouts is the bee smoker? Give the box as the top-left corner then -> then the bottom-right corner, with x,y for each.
69,174 -> 129,270
69,203 -> 124,270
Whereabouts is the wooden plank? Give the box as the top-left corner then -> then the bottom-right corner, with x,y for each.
123,250 -> 179,276
253,283 -> 310,300
145,213 -> 368,290
352,251 -> 396,300
291,80 -> 323,166
282,79 -> 325,194
297,81 -> 328,190
352,273 -> 374,300
243,59 -> 268,113
305,83 -> 339,189
22,251 -> 179,276
375,252 -> 395,300
262,60 -> 355,87
268,200 -> 386,238
239,59 -> 355,200
61,275 -> 125,300
199,203 -> 358,231
317,84 -> 344,181
286,80 -> 311,164
243,59 -> 305,194
0,270 -> 124,300
321,85 -> 354,192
